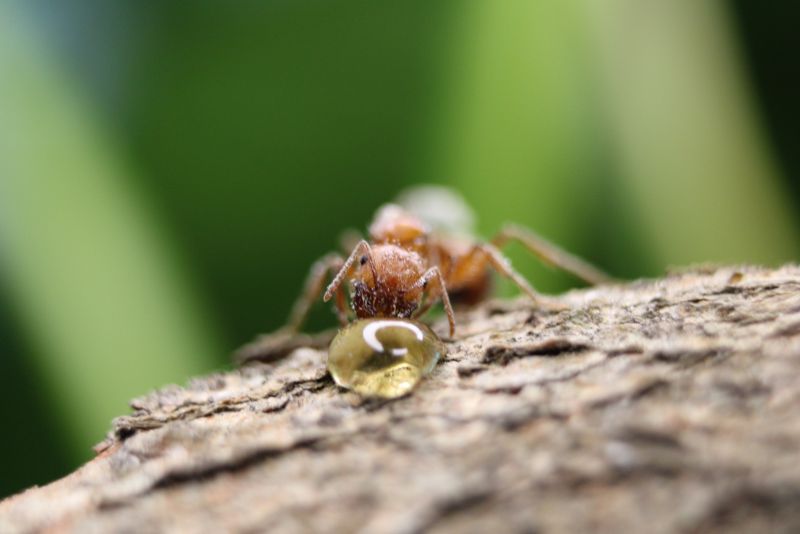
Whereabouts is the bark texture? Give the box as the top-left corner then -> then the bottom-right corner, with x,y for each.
3,265 -> 800,533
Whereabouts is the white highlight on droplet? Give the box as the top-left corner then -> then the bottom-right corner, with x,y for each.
362,320 -> 424,357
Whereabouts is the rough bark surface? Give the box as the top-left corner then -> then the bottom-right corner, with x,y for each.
3,266 -> 800,533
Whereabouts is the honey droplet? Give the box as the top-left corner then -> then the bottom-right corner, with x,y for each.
327,319 -> 445,398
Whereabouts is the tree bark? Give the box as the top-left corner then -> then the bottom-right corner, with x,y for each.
2,265 -> 800,533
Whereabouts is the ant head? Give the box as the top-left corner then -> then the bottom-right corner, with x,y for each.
368,204 -> 428,246
351,244 -> 425,319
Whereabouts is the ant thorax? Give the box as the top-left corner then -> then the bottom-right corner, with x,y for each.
350,244 -> 426,319
368,204 -> 428,247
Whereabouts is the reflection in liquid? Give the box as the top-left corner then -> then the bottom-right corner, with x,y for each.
327,319 -> 445,398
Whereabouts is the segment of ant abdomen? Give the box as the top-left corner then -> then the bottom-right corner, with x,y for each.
491,223 -> 613,285
424,237 -> 487,307
395,185 -> 476,236
446,271 -> 492,307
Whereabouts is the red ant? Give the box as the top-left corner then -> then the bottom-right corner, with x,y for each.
241,187 -> 611,360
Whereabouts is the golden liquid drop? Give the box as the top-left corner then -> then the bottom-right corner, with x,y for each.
327,319 -> 445,398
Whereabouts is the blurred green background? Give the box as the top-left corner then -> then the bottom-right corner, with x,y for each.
1,0 -> 798,497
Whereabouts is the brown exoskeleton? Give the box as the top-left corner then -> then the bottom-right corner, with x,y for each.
239,187 -> 611,361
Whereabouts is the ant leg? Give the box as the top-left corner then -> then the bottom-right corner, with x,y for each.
473,244 -> 566,311
286,253 -> 347,332
475,244 -> 540,301
412,267 -> 455,337
324,240 -> 377,302
491,223 -> 613,285
236,253 -> 346,364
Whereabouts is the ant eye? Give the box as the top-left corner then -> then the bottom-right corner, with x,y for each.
359,255 -> 368,266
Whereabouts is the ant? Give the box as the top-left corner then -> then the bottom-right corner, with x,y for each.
240,187 -> 611,361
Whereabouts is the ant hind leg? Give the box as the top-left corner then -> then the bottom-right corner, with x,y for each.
491,223 -> 613,285
473,244 -> 567,312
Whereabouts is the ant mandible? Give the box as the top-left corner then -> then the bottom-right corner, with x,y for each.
275,186 -> 611,341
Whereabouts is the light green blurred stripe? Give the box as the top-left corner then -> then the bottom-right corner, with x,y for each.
584,0 -> 799,265
426,1 -> 604,290
0,6 -> 223,456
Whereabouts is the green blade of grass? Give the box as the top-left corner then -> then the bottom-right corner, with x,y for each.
425,1 -> 608,292
584,0 -> 799,265
0,5 -> 223,460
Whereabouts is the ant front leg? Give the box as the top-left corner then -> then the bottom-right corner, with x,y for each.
491,223 -> 613,285
412,267 -> 456,337
324,240 -> 377,303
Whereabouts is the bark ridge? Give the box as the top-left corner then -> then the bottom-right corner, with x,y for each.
2,266 -> 800,533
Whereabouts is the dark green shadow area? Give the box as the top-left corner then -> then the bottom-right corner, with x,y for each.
0,291 -> 73,498
123,0 -> 460,344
